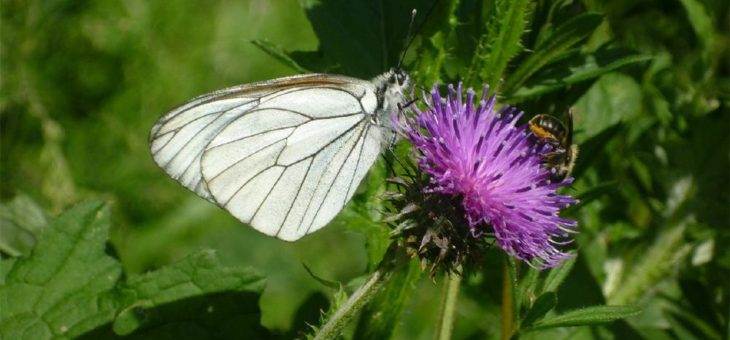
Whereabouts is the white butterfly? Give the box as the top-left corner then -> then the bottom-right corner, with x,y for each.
150,69 -> 410,241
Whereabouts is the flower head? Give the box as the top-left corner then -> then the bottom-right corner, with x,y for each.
394,83 -> 577,268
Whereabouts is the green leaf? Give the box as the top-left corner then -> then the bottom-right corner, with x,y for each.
298,0 -> 439,77
113,250 -> 265,336
509,48 -> 651,101
541,257 -> 577,294
0,195 -> 49,257
574,73 -> 642,139
471,0 -> 529,91
354,258 -> 422,339
412,0 -> 459,86
0,201 -> 267,339
529,305 -> 641,330
302,263 -> 341,290
504,13 -> 603,95
571,121 -> 623,179
563,181 -> 618,214
678,0 -> 715,57
251,39 -> 311,73
518,263 -> 541,310
0,201 -> 121,339
607,222 -> 690,305
520,292 -> 557,329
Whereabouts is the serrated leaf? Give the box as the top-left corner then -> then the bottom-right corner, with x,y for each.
528,305 -> 641,330
0,201 -> 121,339
0,195 -> 49,257
251,39 -> 310,73
510,48 -> 651,101
113,250 -> 265,336
520,292 -> 557,329
504,13 -> 604,95
476,0 -> 530,91
0,201 -> 267,339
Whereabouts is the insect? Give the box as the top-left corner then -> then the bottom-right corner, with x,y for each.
528,109 -> 579,182
149,69 -> 411,241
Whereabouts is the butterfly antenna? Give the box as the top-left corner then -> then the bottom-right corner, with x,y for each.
397,9 -> 419,69
396,0 -> 441,69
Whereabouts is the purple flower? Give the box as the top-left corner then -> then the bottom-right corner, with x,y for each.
394,83 -> 577,268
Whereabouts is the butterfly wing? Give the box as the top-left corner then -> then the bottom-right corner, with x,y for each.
150,74 -> 386,241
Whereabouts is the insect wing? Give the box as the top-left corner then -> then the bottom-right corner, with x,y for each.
150,74 -> 385,241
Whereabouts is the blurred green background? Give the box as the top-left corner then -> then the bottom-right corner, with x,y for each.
1,0 -> 728,339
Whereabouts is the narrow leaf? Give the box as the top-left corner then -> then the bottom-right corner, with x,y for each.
678,0 -> 714,56
518,263 -> 541,310
479,0 -> 529,92
251,39 -> 310,73
504,13 -> 603,95
303,263 -> 341,290
509,49 -> 651,101
530,305 -> 641,330
563,181 -> 618,214
520,292 -> 557,329
541,256 -> 577,293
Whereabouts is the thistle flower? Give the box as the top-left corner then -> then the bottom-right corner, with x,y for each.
393,83 -> 577,268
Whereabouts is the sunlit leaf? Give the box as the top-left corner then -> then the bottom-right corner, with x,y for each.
529,305 -> 641,330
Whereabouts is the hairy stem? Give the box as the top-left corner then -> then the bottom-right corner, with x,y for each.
435,272 -> 462,340
314,268 -> 389,340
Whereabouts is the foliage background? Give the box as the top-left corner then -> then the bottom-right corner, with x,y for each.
1,0 -> 727,339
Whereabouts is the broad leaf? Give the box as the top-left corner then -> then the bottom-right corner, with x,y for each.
0,201 -> 121,339
0,201 -> 267,339
0,195 -> 48,257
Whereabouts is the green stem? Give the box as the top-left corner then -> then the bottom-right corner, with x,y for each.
314,268 -> 390,340
501,258 -> 518,340
435,272 -> 462,340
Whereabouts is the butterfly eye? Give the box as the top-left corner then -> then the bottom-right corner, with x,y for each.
395,70 -> 407,85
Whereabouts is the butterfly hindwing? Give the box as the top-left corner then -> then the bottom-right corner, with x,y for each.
150,74 -> 387,241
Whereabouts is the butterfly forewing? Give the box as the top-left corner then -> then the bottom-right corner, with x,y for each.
150,74 -> 388,241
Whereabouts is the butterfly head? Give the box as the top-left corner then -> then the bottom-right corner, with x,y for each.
376,68 -> 411,113
389,68 -> 409,87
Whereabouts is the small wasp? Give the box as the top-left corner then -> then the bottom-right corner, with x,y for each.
528,109 -> 579,182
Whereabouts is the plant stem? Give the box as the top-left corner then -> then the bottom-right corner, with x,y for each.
435,272 -> 462,340
314,266 -> 391,340
501,258 -> 517,340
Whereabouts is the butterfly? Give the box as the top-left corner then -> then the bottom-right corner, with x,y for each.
149,69 -> 411,241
